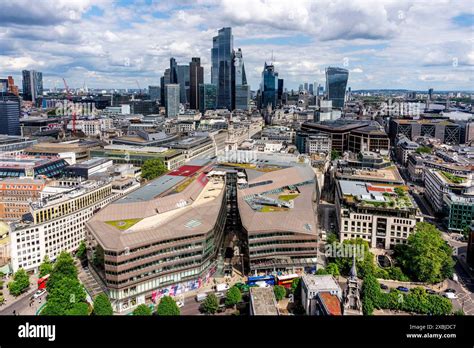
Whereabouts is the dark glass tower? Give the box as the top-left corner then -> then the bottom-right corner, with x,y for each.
170,58 -> 178,84
22,70 -> 43,103
0,96 -> 21,135
260,62 -> 278,109
212,27 -> 233,110
199,84 -> 217,113
277,78 -> 284,104
325,67 -> 349,109
177,64 -> 190,105
189,57 -> 204,110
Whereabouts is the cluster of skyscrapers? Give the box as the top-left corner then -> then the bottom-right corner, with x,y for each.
160,27 -> 251,116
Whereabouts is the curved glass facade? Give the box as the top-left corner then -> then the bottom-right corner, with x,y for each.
325,67 -> 349,109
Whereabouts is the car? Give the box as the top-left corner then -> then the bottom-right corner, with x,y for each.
195,293 -> 209,302
215,283 -> 229,292
445,288 -> 456,293
444,292 -> 457,299
425,289 -> 437,295
396,286 -> 409,293
33,289 -> 46,299
380,284 -> 389,290
176,301 -> 184,308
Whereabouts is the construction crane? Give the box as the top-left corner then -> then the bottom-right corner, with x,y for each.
62,78 -> 76,134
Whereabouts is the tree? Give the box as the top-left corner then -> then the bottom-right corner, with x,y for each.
42,277 -> 87,316
290,277 -> 300,295
331,150 -> 341,161
316,268 -> 329,275
39,256 -> 53,278
47,252 -> 77,292
133,304 -> 152,316
361,273 -> 381,311
76,241 -> 87,260
93,293 -> 113,316
8,269 -> 30,296
225,286 -> 242,308
394,222 -> 454,283
326,263 -> 340,276
141,158 -> 167,181
65,302 -> 90,316
273,285 -> 286,301
200,293 -> 219,315
156,296 -> 180,316
416,146 -> 432,155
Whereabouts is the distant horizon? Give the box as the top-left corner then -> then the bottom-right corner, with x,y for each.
1,1 -> 473,91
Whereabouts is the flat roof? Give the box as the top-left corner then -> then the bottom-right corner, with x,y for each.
302,274 -> 340,293
66,157 -> 111,169
116,174 -> 186,203
250,287 -> 279,316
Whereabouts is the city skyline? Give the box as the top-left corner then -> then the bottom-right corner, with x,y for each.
0,0 -> 473,91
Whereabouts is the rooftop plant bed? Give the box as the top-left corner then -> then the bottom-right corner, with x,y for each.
440,171 -> 465,184
105,218 -> 142,230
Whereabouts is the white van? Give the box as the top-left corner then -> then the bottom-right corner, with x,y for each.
216,283 -> 229,292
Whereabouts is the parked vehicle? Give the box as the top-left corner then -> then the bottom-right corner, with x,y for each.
216,283 -> 229,292
380,284 -> 389,290
425,289 -> 437,295
176,301 -> 184,308
452,273 -> 459,282
444,292 -> 457,299
33,289 -> 46,299
196,293 -> 209,302
445,288 -> 456,293
396,286 -> 409,293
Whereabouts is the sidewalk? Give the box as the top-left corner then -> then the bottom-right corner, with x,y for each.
0,273 -> 39,314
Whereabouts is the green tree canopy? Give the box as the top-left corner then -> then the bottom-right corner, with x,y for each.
39,255 -> 53,278
65,302 -> 90,316
225,286 -> 242,308
394,222 -> 454,283
133,304 -> 152,316
326,263 -> 340,276
156,296 -> 180,316
47,252 -> 77,292
93,293 -> 113,316
76,241 -> 87,260
200,293 -> 219,315
8,269 -> 30,296
141,158 -> 167,180
42,277 -> 87,315
290,277 -> 300,295
273,285 -> 286,301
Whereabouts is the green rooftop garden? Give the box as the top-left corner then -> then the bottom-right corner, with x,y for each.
105,218 -> 143,230
440,171 -> 465,184
258,206 -> 288,213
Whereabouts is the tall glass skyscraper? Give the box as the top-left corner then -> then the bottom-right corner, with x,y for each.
0,97 -> 20,135
199,84 -> 217,113
260,62 -> 278,109
177,65 -> 190,105
325,67 -> 349,109
233,48 -> 250,111
189,57 -> 204,110
22,70 -> 43,104
165,84 -> 180,118
212,27 -> 233,110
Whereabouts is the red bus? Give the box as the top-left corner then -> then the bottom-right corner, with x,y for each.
37,274 -> 50,290
276,274 -> 299,288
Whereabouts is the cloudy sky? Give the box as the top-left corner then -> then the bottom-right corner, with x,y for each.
0,0 -> 473,91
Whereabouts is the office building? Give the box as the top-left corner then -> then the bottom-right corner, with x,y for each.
165,84 -> 180,118
336,180 -> 422,249
22,70 -> 43,103
148,86 -> 160,101
85,168 -> 227,312
199,84 -> 217,112
10,179 -> 116,272
260,62 -> 278,109
389,118 -> 461,144
396,136 -> 420,166
177,64 -> 190,105
212,27 -> 233,110
189,57 -> 204,110
277,79 -> 284,104
301,274 -> 342,316
237,165 -> 318,273
0,97 -> 21,136
0,135 -> 36,156
0,178 -> 47,221
444,194 -> 474,232
325,67 -> 349,109
170,58 -> 178,84
160,68 -> 171,106
0,156 -> 69,178
233,48 -> 250,111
